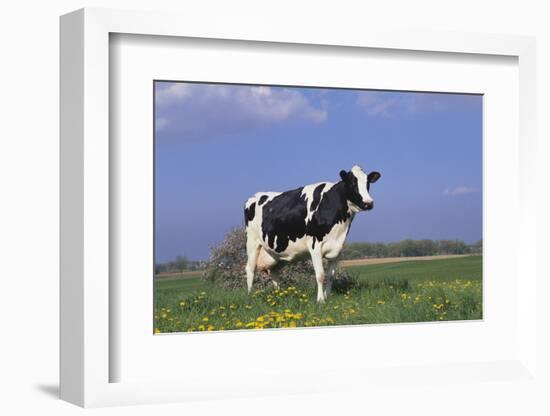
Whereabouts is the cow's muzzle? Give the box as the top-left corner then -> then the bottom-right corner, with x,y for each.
363,201 -> 374,211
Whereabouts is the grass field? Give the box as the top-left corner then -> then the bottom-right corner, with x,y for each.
154,255 -> 482,333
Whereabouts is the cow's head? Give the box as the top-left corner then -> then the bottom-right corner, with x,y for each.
339,165 -> 381,211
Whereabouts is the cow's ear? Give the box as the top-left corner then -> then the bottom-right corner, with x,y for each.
367,171 -> 381,183
340,170 -> 351,184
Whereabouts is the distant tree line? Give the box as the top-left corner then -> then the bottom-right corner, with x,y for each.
155,255 -> 207,275
155,239 -> 482,273
340,239 -> 482,259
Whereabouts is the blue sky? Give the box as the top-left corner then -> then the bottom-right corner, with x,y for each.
155,82 -> 482,262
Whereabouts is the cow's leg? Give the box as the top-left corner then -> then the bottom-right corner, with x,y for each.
245,236 -> 261,293
309,246 -> 326,303
270,269 -> 281,289
268,262 -> 284,289
324,260 -> 337,299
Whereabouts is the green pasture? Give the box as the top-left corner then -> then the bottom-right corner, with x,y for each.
154,255 -> 482,333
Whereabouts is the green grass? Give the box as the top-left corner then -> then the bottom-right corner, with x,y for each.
154,255 -> 482,333
347,255 -> 483,282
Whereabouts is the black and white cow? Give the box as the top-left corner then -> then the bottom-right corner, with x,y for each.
243,165 -> 381,302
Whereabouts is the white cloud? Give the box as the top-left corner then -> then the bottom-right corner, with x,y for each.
156,83 -> 193,106
155,83 -> 327,138
356,92 -> 399,116
356,91 -> 479,117
155,117 -> 169,131
443,186 -> 477,196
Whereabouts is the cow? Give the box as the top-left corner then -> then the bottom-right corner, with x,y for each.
243,165 -> 381,303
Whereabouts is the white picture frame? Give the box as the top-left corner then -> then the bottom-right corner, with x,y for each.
60,7 -> 538,408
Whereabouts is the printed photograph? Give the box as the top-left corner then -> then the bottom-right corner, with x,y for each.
154,81 -> 482,333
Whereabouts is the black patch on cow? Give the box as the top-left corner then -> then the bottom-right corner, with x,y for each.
310,183 -> 326,212
258,195 -> 268,206
306,182 -> 351,249
261,187 -> 307,252
244,202 -> 256,226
